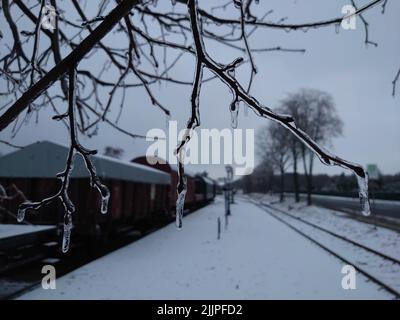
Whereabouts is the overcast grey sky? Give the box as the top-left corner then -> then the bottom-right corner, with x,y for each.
1,0 -> 399,179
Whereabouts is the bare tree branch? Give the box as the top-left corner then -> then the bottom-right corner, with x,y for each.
0,0 -> 142,131
0,0 -> 388,233
392,67 -> 400,97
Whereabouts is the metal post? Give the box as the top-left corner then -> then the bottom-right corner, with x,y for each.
224,177 -> 231,217
217,217 -> 221,239
225,165 -> 234,206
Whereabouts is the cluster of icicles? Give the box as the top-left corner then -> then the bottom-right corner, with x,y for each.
174,101 -> 371,230
16,168 -> 110,253
15,0 -> 371,246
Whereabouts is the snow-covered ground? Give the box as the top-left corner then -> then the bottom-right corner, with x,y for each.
253,193 -> 400,261
289,192 -> 400,207
19,197 -> 394,299
0,224 -> 55,240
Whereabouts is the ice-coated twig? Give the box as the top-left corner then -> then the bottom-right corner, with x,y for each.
0,0 -> 385,133
29,0 -> 45,88
197,0 -> 383,31
186,0 -> 370,215
174,21 -> 204,228
236,0 -> 257,92
0,0 -> 387,232
0,183 -> 27,202
17,67 -> 110,252
0,139 -> 24,149
381,0 -> 388,13
350,0 -> 378,47
81,16 -> 105,27
392,67 -> 400,97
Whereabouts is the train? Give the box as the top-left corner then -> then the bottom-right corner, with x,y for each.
132,156 -> 216,211
0,141 -> 216,246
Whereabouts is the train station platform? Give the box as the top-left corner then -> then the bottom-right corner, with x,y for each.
0,224 -> 56,251
18,198 -> 391,299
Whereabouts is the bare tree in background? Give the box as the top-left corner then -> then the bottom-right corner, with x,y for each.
278,99 -> 303,203
257,123 -> 291,202
286,89 -> 344,206
0,0 -> 387,244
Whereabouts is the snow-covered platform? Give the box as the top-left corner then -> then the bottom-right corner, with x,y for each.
0,224 -> 56,250
19,198 -> 392,299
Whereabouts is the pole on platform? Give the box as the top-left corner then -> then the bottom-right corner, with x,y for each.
225,165 -> 233,212
217,217 -> 221,240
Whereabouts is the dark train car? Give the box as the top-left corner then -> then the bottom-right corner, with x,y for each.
206,177 -> 216,201
195,175 -> 216,204
0,141 -> 171,240
132,156 -> 197,210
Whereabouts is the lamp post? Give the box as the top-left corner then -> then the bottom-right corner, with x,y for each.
226,165 -> 234,205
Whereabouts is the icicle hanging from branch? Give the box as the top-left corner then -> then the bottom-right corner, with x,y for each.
17,66 -> 110,252
182,0 -> 371,220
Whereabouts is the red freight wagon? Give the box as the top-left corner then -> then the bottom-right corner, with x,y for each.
0,141 -> 171,241
131,156 -> 197,211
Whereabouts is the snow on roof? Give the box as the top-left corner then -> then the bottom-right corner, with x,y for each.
132,155 -> 197,177
0,224 -> 55,240
0,141 -> 170,185
202,176 -> 215,186
168,163 -> 198,177
195,175 -> 215,186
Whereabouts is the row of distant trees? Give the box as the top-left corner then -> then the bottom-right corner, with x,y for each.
256,88 -> 343,205
238,170 -> 400,201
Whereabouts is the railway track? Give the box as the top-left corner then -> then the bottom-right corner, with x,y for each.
249,199 -> 400,299
0,231 -> 142,300
327,207 -> 400,233
1,203 -> 210,300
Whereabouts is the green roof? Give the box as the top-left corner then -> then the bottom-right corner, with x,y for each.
0,141 -> 170,185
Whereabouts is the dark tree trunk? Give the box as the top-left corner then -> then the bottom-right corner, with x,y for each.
305,153 -> 314,206
280,168 -> 285,202
302,145 -> 313,206
292,144 -> 300,202
306,173 -> 312,205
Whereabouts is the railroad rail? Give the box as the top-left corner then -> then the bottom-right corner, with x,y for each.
1,203 -> 208,300
248,198 -> 400,299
